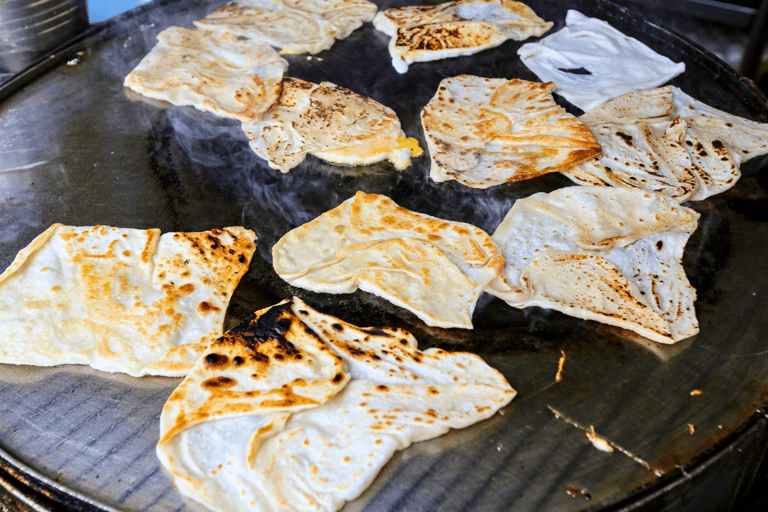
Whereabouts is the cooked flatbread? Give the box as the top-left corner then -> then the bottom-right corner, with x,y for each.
242,78 -> 420,172
562,86 -> 768,201
0,224 -> 256,376
272,191 -> 505,329
373,0 -> 552,73
194,0 -> 377,54
157,297 -> 515,512
124,26 -> 287,123
421,75 -> 601,188
486,186 -> 699,343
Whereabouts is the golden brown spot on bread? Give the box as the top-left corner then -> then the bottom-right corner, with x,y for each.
202,376 -> 237,389
199,301 -> 221,314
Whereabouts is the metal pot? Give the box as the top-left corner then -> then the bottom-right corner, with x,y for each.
0,0 -> 88,74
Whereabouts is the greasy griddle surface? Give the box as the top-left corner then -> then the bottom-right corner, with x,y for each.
0,0 -> 767,511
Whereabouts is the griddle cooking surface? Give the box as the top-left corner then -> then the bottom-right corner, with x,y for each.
1,0 -> 768,511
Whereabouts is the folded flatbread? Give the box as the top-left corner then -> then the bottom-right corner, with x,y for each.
517,10 -> 685,112
373,0 -> 552,73
242,78 -> 420,172
272,191 -> 505,329
421,75 -> 601,188
562,86 -> 768,202
194,0 -> 377,54
124,27 -> 287,123
486,187 -> 699,343
0,224 -> 256,376
157,297 -> 515,512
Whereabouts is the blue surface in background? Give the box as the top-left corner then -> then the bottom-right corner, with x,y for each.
88,0 -> 153,22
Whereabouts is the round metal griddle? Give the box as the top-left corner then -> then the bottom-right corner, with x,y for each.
1,0 -> 768,510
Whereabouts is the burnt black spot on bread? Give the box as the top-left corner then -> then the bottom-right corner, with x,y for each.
616,132 -> 633,145
205,353 -> 228,368
227,302 -> 317,363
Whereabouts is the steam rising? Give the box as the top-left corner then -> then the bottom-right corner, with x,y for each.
111,0 -> 714,343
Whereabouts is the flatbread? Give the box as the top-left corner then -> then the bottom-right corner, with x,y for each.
517,10 -> 685,112
194,0 -> 377,54
157,296 -> 515,512
486,186 -> 700,343
421,75 -> 601,188
242,78 -> 420,172
124,26 -> 287,123
0,224 -> 256,376
272,191 -> 506,329
373,0 -> 553,73
562,86 -> 768,202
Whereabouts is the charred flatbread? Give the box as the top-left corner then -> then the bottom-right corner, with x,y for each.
157,297 -> 515,512
486,186 -> 699,343
194,0 -> 377,54
272,191 -> 505,329
124,26 -> 287,123
421,75 -> 601,188
0,224 -> 256,376
562,86 -> 768,201
242,78 -> 420,172
373,0 -> 552,73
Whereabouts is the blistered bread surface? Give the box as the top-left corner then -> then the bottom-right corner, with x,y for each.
124,26 -> 287,122
487,187 -> 699,343
0,224 -> 256,376
562,86 -> 768,202
272,191 -> 505,329
243,77 -> 419,171
421,75 -> 601,188
194,0 -> 377,54
157,297 -> 514,512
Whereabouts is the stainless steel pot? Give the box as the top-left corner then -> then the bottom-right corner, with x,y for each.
0,0 -> 88,74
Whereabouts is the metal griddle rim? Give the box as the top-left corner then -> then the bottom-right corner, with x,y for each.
0,0 -> 767,510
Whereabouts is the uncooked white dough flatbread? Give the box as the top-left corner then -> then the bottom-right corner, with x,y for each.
562,86 -> 768,202
0,224 -> 256,376
157,297 -> 515,512
373,0 -> 553,73
487,187 -> 699,343
517,10 -> 685,112
421,75 -> 601,188
194,0 -> 377,54
242,78 -> 420,172
124,26 -> 287,123
272,191 -> 506,329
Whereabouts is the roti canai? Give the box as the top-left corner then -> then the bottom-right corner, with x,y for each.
421,75 -> 601,188
562,86 -> 768,202
157,296 -> 515,512
487,186 -> 699,343
124,26 -> 287,123
0,224 -> 256,376
272,191 -> 505,329
194,0 -> 378,55
242,78 -> 420,172
373,0 -> 552,73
